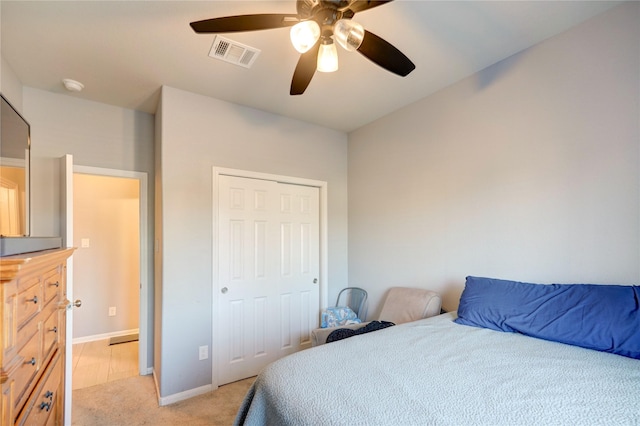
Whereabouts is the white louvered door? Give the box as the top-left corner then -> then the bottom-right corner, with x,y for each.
217,174 -> 319,385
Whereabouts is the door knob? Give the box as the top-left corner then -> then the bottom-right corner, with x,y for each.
64,299 -> 82,311
221,287 -> 228,294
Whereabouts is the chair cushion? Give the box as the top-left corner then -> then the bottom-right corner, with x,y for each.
379,287 -> 442,324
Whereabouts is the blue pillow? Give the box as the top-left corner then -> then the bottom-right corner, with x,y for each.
455,276 -> 640,359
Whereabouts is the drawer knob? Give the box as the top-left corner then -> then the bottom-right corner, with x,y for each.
50,281 -> 60,288
26,295 -> 38,304
25,357 -> 36,366
44,391 -> 54,399
49,326 -> 58,333
39,402 -> 51,412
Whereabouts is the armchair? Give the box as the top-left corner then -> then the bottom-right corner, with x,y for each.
311,287 -> 441,346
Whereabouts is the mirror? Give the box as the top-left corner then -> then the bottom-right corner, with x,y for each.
0,93 -> 30,236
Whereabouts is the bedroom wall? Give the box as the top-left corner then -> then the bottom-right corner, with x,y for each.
156,86 -> 348,398
21,87 -> 156,368
348,2 -> 640,314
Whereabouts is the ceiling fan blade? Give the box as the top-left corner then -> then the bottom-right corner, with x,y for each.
356,30 -> 415,77
290,41 -> 321,95
348,0 -> 394,14
190,14 -> 299,33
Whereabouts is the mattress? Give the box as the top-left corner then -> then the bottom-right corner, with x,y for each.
235,312 -> 640,425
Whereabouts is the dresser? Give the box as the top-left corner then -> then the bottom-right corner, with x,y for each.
1,248 -> 74,426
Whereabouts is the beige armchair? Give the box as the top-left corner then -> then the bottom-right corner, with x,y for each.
311,287 -> 442,346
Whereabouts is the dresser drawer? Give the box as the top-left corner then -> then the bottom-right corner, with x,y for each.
42,309 -> 59,364
16,279 -> 42,328
15,320 -> 38,358
42,268 -> 62,306
13,328 -> 42,413
16,354 -> 62,426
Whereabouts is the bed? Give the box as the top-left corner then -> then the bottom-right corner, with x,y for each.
235,277 -> 640,425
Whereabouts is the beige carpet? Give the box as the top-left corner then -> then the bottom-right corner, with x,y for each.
72,374 -> 255,425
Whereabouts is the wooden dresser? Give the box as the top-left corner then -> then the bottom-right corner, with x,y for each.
1,248 -> 74,426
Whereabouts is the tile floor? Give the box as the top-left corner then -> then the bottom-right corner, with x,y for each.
72,339 -> 138,390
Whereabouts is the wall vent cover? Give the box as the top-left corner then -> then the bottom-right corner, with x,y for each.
208,36 -> 261,68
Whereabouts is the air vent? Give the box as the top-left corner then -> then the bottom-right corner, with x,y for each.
208,36 -> 261,69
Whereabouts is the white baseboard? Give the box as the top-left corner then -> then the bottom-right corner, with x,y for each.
152,368 -> 213,406
72,328 -> 140,345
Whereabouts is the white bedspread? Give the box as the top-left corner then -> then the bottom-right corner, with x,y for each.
235,312 -> 640,425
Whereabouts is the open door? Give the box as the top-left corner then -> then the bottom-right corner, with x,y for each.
60,154 -> 74,425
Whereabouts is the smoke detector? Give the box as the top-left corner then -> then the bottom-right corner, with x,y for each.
208,36 -> 261,68
62,79 -> 84,92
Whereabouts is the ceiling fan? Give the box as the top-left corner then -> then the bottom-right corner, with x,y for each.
190,0 -> 415,95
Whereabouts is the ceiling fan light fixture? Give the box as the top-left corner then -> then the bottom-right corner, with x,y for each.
189,1 -> 414,95
333,19 -> 364,51
317,39 -> 339,73
290,20 -> 321,53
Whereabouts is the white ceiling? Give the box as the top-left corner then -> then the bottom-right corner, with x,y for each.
1,1 -> 620,132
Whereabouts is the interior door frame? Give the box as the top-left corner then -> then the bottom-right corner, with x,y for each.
61,155 -> 73,426
73,165 -> 150,375
211,167 -> 329,389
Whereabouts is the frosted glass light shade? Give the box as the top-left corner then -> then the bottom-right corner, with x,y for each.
317,42 -> 338,72
290,21 -> 321,53
333,19 -> 364,51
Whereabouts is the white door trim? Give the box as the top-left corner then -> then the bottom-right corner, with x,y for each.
73,165 -> 150,375
61,155 -> 73,426
211,167 -> 328,389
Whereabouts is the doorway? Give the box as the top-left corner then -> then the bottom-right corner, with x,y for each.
213,168 -> 328,387
69,168 -> 149,392
71,172 -> 139,388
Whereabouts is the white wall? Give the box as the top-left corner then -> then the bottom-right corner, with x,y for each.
348,2 -> 640,313
156,86 -> 348,398
22,88 -> 155,366
73,173 -> 140,339
23,88 -> 154,237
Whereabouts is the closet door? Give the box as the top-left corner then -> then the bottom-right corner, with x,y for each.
217,175 -> 319,385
